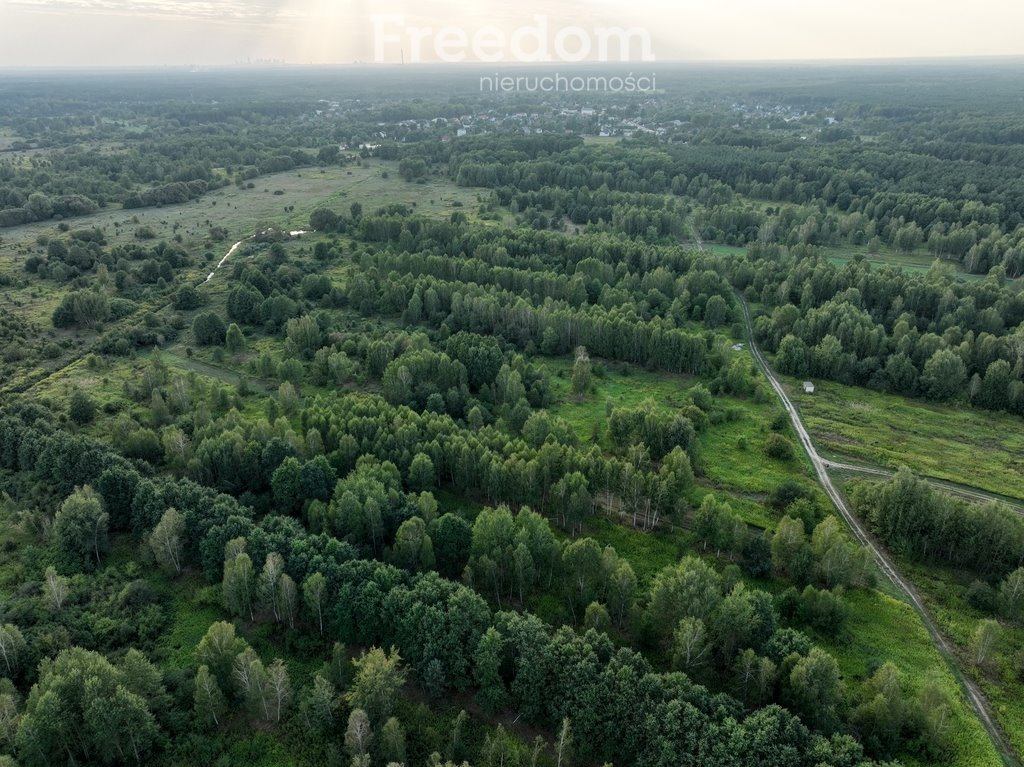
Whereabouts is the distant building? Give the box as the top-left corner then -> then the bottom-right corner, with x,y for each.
803,381 -> 815,394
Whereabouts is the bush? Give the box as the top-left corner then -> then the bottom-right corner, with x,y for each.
765,433 -> 795,460
192,312 -> 226,345
770,481 -> 815,512
765,627 -> 813,663
52,290 -> 110,328
123,428 -> 163,462
68,390 -> 97,425
108,298 -> 137,320
966,580 -> 996,612
742,534 -> 773,578
175,284 -> 202,310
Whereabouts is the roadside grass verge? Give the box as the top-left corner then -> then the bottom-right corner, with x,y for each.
899,560 -> 1024,758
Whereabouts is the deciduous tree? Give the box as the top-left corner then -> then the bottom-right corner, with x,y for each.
193,665 -> 226,729
345,708 -> 373,761
973,619 -> 1001,666
43,566 -> 69,610
303,571 -> 327,635
0,625 -> 25,679
54,486 -> 109,570
474,627 -> 508,714
222,541 -> 255,621
347,647 -> 406,722
149,507 -> 185,575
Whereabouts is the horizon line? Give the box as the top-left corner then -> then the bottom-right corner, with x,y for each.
2,53 -> 1024,73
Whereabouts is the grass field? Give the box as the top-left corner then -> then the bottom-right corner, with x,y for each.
540,356 -> 826,529
824,588 -> 1004,767
538,358 -> 695,444
0,161 -> 484,325
0,161 -> 482,256
823,248 -> 1003,284
904,561 -> 1024,758
818,243 -> 978,277
831,471 -> 1024,763
581,516 -> 687,587
0,161 -> 485,393
694,229 -> 988,282
782,375 -> 1024,502
697,243 -> 748,257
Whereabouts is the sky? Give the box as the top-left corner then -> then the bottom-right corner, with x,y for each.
1,0 -> 1023,68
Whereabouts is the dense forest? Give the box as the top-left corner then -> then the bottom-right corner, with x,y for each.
1,63 -> 1023,767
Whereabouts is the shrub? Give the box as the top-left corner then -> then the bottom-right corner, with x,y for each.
765,433 -> 795,460
68,389 -> 97,425
192,312 -> 226,345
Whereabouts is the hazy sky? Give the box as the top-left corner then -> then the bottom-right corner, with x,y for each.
1,0 -> 1023,68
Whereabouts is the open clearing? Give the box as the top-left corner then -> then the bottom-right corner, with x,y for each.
0,160 -> 483,271
784,375 -> 1024,502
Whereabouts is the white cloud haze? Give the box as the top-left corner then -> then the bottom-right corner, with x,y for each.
0,0 -> 1022,67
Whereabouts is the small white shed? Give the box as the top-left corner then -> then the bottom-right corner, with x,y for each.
802,381 -> 815,394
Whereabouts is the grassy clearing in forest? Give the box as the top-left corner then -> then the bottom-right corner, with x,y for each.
824,588 -> 1003,767
874,554 -> 1024,759
541,357 -> 825,527
0,164 -> 482,395
822,247 -> 990,281
0,161 -> 481,258
784,375 -> 1024,502
0,162 -> 483,329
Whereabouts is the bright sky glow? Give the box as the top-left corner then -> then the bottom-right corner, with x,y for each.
0,0 -> 1022,67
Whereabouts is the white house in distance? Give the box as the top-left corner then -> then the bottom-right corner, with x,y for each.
802,381 -> 815,394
